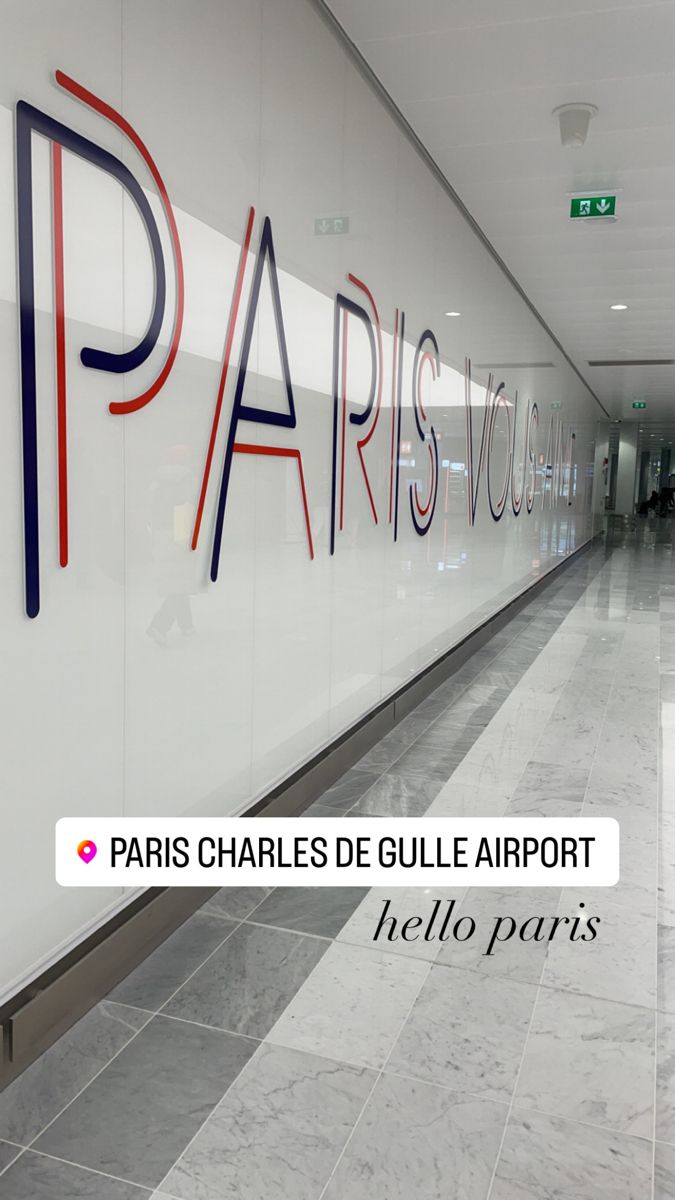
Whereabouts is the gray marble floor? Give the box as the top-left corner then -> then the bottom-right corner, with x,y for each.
1,535 -> 672,1199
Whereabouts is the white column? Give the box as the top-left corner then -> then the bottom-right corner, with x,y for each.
592,422 -> 610,515
614,423 -> 639,515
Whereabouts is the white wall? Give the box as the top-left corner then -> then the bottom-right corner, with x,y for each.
0,0 -> 598,1003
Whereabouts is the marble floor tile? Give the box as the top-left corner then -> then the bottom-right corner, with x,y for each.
584,797 -> 656,850
596,721 -> 657,774
435,684 -> 510,724
657,1010 -> 675,1143
506,761 -> 589,818
585,756 -> 657,811
584,631 -> 625,661
413,724 -> 481,755
574,828 -> 656,919
302,804 -> 347,818
606,685 -> 659,728
517,661 -> 573,697
494,690 -> 559,726
35,1016 -> 256,1189
445,750 -> 530,795
387,965 -> 536,1101
466,647 -> 502,673
658,924 -> 675,1014
248,887 -> 367,938
482,717 -> 554,759
163,1043 -> 374,1200
532,702 -> 603,772
659,813 -> 675,928
267,942 -> 430,1070
0,1001 -> 149,1145
435,888 -> 561,984
449,661 -> 484,688
163,923 -> 328,1038
0,1152 -> 151,1199
355,730 -> 418,773
337,888 -> 467,960
318,768 -> 382,810
663,746 -> 675,816
473,668 -> 523,690
386,742 -> 465,782
108,913 -> 237,1011
426,776 -> 513,818
491,648 -> 540,674
655,1141 -> 675,1200
543,896 -> 656,1009
350,772 -> 442,817
322,1073 -> 506,1200
515,988 -> 654,1138
0,1142 -> 22,1172
490,1109 -> 653,1200
200,888 -> 272,921
414,685 -> 466,720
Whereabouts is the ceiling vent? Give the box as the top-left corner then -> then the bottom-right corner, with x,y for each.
474,362 -> 556,369
588,359 -> 675,367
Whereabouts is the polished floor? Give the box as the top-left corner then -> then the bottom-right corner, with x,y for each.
1,532 -> 674,1198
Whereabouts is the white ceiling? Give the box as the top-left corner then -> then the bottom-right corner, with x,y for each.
325,0 -> 675,422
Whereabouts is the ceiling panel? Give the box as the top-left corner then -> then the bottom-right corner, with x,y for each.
329,0 -> 665,42
327,0 -> 675,420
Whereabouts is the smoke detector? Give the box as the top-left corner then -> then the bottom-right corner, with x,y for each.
552,103 -> 598,148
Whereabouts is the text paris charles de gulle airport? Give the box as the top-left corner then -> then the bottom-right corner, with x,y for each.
110,832 -> 596,870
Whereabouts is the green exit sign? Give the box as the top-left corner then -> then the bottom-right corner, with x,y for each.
570,195 -> 616,219
632,401 -> 647,409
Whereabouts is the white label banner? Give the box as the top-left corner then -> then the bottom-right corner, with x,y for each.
56,817 -> 620,888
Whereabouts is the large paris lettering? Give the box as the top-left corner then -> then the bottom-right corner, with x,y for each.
16,71 -> 183,618
465,358 -> 544,526
465,361 -> 504,527
12,72 -> 582,621
510,393 -> 526,517
391,309 -> 405,541
486,381 -> 512,523
208,215 -> 314,582
330,284 -> 380,554
409,330 -> 440,536
510,395 -> 538,517
526,402 -> 539,514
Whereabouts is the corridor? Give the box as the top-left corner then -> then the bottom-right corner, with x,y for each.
0,533 -> 672,1199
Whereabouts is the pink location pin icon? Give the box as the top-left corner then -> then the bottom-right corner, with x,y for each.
77,839 -> 97,863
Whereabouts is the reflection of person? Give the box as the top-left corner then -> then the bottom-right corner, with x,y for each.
146,445 -> 196,648
659,486 -> 675,517
638,490 -> 659,516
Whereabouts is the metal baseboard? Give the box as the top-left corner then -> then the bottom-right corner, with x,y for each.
0,533 -> 603,1090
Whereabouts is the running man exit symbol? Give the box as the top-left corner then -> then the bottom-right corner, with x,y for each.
314,215 -> 350,235
570,195 -> 616,219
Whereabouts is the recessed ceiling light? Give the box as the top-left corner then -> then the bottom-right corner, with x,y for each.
444,311 -> 461,317
610,303 -> 628,311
